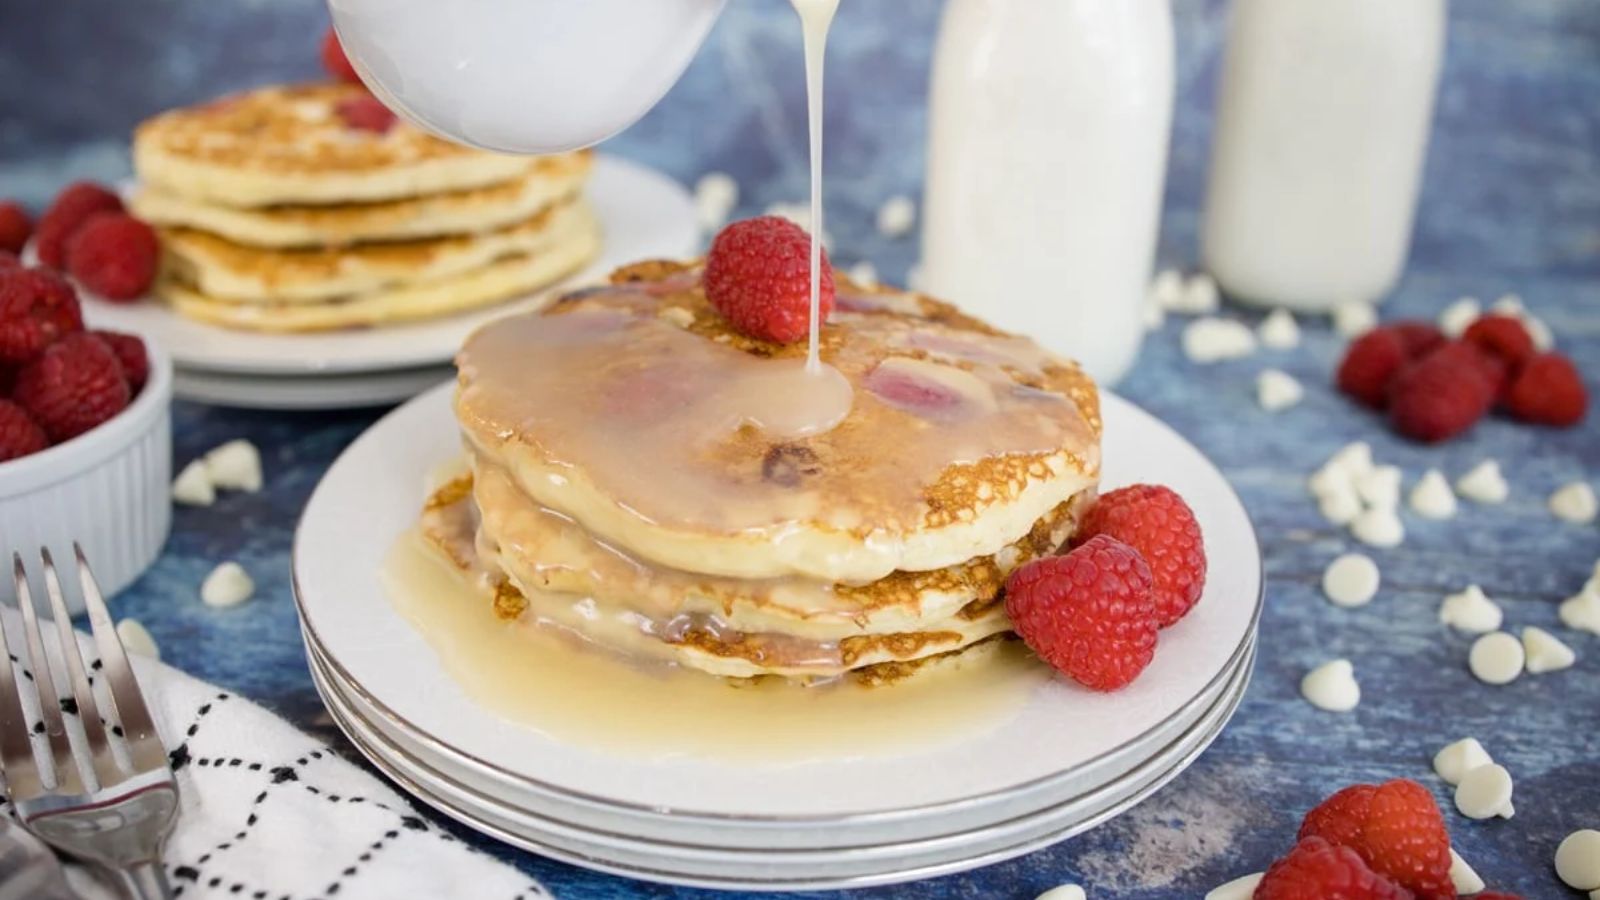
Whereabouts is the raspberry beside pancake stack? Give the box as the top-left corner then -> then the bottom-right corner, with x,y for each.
130,84 -> 601,332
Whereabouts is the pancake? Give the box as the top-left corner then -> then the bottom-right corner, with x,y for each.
156,221 -> 600,332
159,199 -> 596,303
133,83 -> 534,208
455,261 -> 1101,586
128,152 -> 592,248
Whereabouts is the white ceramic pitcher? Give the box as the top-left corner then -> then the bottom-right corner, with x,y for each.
328,0 -> 729,154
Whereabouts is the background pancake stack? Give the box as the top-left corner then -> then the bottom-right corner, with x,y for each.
129,83 -> 600,333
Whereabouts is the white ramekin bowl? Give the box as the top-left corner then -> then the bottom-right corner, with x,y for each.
0,338 -> 173,612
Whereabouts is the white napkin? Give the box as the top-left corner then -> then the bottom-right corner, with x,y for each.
0,609 -> 550,900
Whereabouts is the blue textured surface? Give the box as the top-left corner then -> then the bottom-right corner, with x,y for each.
4,0 -> 1599,896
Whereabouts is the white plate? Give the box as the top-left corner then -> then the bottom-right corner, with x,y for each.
87,156 -> 698,377
172,365 -> 454,410
293,384 -> 1263,827
311,638 -> 1254,890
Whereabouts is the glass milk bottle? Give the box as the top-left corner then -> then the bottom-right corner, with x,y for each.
1201,0 -> 1447,311
920,0 -> 1174,385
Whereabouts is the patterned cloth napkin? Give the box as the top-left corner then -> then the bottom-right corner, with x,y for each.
0,608 -> 550,900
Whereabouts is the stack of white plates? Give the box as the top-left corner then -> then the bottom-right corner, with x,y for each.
293,386 -> 1263,891
87,157 -> 699,410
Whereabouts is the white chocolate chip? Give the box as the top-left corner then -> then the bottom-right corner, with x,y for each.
1204,873 -> 1263,900
1522,626 -> 1576,674
1257,369 -> 1304,412
1409,469 -> 1458,520
116,618 -> 160,661
1455,763 -> 1514,819
1329,442 -> 1375,480
693,171 -> 739,231
1439,297 -> 1481,338
1491,293 -> 1525,317
1301,659 -> 1360,712
1561,590 -> 1600,637
1319,488 -> 1363,526
1433,737 -> 1494,785
200,561 -> 255,608
1550,481 -> 1598,524
1143,295 -> 1167,331
1556,830 -> 1600,891
1351,506 -> 1405,548
1034,887 -> 1085,900
1439,585 -> 1504,634
1449,848 -> 1486,894
847,260 -> 878,287
1182,318 -> 1256,363
1356,465 -> 1403,510
1178,273 -> 1221,315
1468,632 -> 1525,685
1309,463 -> 1355,500
1150,269 -> 1185,311
1257,309 -> 1300,349
171,459 -> 216,507
1323,553 -> 1380,608
875,195 -> 917,239
1456,461 -> 1508,504
204,440 -> 263,493
1333,299 -> 1378,337
1526,314 -> 1554,350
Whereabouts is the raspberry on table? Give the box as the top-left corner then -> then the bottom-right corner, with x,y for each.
1299,783 -> 1377,850
13,332 -> 131,442
0,266 -> 85,364
1386,320 -> 1446,359
1074,484 -> 1207,628
92,330 -> 151,393
1463,314 -> 1535,369
34,181 -> 124,270
0,201 -> 31,255
704,215 -> 836,344
1388,343 -> 1494,443
1506,352 -> 1587,427
321,28 -> 364,84
1256,836 -> 1412,900
1299,779 -> 1455,900
0,251 -> 20,271
336,95 -> 398,133
0,399 -> 49,462
65,212 -> 159,301
1337,329 -> 1408,409
1004,534 -> 1159,691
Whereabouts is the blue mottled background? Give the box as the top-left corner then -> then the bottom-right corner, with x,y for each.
3,0 -> 1599,897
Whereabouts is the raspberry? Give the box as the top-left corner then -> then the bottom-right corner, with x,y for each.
1004,534 -> 1158,691
321,28 -> 363,84
13,332 -> 130,442
64,212 -> 159,301
1463,315 -> 1534,369
704,216 -> 836,344
92,330 -> 150,393
1337,329 -> 1408,409
1075,484 -> 1207,628
1256,837 -> 1413,900
0,267 -> 85,364
0,201 -> 31,255
1386,320 -> 1445,359
1506,352 -> 1586,427
0,399 -> 49,461
34,181 -> 123,270
1299,779 -> 1454,900
336,95 -> 397,133
0,251 -> 20,271
1388,343 -> 1493,443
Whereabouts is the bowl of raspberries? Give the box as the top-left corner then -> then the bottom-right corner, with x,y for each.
0,184 -> 171,602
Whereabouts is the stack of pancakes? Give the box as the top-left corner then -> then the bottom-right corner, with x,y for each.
129,84 -> 600,332
422,261 -> 1103,685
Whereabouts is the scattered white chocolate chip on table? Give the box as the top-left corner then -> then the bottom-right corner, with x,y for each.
1468,632 -> 1525,685
172,459 -> 216,507
205,439 -> 264,493
1178,272 -> 1221,315
1409,469 -> 1458,520
1563,590 -> 1600,637
1455,763 -> 1515,820
1323,553 -> 1380,608
875,194 -> 916,238
1556,830 -> 1600,891
1522,626 -> 1576,674
1439,296 -> 1480,338
693,171 -> 739,231
1351,506 -> 1405,548
117,618 -> 160,660
1456,460 -> 1509,504
1033,885 -> 1086,900
1319,489 -> 1363,526
1182,317 -> 1257,363
1142,295 -> 1166,331
1448,848 -> 1485,894
1332,299 -> 1377,337
1550,481 -> 1598,524
1149,268 -> 1184,311
1256,369 -> 1304,412
201,561 -> 256,608
1257,309 -> 1300,349
1439,585 -> 1504,634
1433,737 -> 1494,785
1204,872 -> 1263,900
1302,659 -> 1360,712
1356,465 -> 1403,510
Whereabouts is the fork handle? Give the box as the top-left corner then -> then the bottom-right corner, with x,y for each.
109,862 -> 173,900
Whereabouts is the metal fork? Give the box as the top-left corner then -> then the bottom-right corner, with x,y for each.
0,545 -> 177,899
